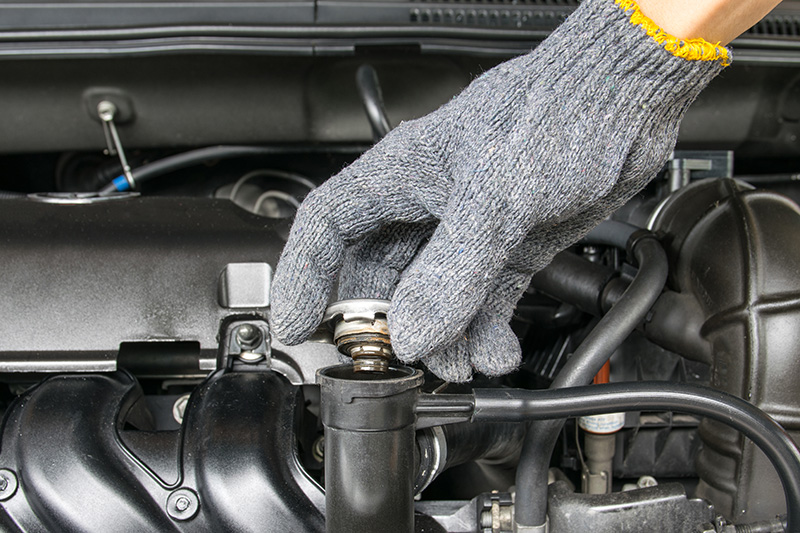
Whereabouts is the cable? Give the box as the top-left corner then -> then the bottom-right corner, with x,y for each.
355,64 -> 392,142
466,382 -> 800,532
97,144 -> 367,194
514,234 -> 669,530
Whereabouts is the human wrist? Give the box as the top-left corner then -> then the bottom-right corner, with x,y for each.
635,0 -> 782,46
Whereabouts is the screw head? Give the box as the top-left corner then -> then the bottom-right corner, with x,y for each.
175,496 -> 190,512
167,488 -> 199,521
96,100 -> 117,122
0,469 -> 18,501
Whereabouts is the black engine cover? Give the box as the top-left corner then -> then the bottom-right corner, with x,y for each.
0,370 -> 325,532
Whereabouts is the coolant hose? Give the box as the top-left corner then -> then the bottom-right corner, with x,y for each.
582,219 -> 638,249
514,234 -> 669,530
464,382 -> 800,532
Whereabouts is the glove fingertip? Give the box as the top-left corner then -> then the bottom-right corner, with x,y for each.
269,292 -> 322,346
467,315 -> 523,377
270,259 -> 334,346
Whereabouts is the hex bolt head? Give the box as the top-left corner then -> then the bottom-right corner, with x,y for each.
0,469 -> 18,501
235,324 -> 263,351
166,488 -> 199,521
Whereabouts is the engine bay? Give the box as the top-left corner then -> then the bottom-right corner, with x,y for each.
3,3 -> 800,531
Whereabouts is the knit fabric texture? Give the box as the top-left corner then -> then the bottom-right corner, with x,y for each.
270,0 -> 727,382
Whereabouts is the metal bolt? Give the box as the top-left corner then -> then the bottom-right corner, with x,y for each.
96,100 -> 117,122
175,496 -> 190,512
636,475 -> 658,489
235,324 -> 263,351
0,469 -> 18,501
167,488 -> 199,521
172,394 -> 191,425
312,436 -> 325,463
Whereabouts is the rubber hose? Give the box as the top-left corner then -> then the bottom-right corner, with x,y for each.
441,421 -> 526,469
470,382 -> 800,532
514,235 -> 669,529
582,219 -> 639,249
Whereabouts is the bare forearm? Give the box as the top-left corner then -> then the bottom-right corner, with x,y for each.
636,0 -> 782,45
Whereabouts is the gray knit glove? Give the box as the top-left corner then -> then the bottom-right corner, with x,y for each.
270,0 -> 727,382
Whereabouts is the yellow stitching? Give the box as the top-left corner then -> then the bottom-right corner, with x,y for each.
615,0 -> 730,66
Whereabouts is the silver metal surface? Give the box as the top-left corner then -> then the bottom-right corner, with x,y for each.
0,469 -> 18,502
514,516 -> 548,533
669,157 -> 713,192
238,351 -> 266,363
322,298 -> 390,324
217,263 -> 272,309
97,100 -> 135,189
235,324 -> 263,351
166,488 -> 200,521
27,192 -> 139,204
0,356 -> 116,373
414,500 -> 481,533
172,394 -> 191,425
198,358 -> 217,371
414,426 -> 448,496
323,299 -> 393,373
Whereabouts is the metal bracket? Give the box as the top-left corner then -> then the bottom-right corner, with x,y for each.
667,151 -> 733,192
96,100 -> 135,191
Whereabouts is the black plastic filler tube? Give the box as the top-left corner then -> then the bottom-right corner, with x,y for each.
318,365 -> 424,533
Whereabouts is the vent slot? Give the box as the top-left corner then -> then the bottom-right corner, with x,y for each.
409,6 -> 571,27
745,15 -> 800,37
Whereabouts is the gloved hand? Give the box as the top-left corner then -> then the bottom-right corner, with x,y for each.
270,0 -> 727,382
